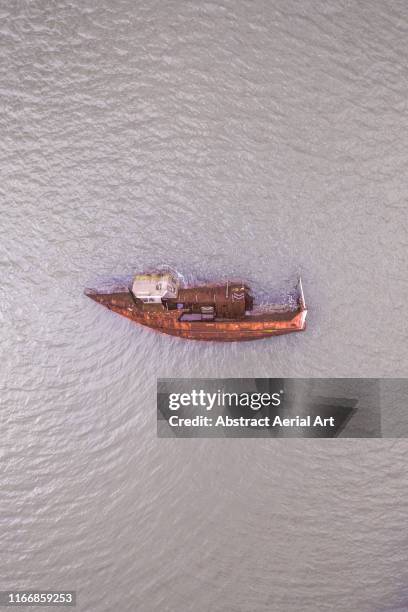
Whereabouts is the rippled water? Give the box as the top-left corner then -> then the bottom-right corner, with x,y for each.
1,1 -> 408,610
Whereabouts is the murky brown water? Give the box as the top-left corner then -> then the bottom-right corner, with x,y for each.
1,1 -> 408,610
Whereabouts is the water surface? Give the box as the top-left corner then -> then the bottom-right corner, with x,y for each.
1,1 -> 408,610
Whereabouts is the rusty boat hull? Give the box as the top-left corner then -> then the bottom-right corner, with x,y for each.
85,280 -> 307,342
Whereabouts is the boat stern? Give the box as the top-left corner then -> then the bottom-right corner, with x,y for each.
297,277 -> 307,329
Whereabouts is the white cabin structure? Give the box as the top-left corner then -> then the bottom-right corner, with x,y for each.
131,273 -> 179,304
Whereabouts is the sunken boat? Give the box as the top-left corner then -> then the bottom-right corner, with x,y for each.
85,271 -> 307,341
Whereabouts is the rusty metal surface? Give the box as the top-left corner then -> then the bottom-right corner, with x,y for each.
169,283 -> 252,319
85,289 -> 307,341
